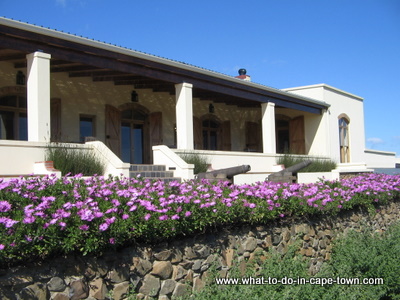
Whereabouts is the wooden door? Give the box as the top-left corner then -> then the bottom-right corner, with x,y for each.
105,104 -> 121,156
50,98 -> 61,142
289,116 -> 305,154
148,111 -> 162,163
149,112 -> 162,146
245,121 -> 261,152
193,116 -> 203,150
219,120 -> 231,151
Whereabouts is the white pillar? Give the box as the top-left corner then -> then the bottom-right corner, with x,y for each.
261,102 -> 276,153
175,82 -> 194,150
26,51 -> 51,142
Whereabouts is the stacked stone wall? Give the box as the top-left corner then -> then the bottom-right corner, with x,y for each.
1,200 -> 399,300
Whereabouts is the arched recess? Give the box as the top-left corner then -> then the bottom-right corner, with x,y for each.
105,103 -> 162,164
338,113 -> 350,163
196,114 -> 231,151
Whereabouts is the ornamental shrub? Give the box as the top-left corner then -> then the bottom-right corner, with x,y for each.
277,154 -> 337,172
179,151 -> 210,174
45,143 -> 105,176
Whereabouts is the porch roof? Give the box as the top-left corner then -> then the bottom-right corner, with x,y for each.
0,17 -> 329,114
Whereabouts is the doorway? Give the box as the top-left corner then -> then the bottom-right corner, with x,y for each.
105,104 -> 162,164
121,108 -> 146,164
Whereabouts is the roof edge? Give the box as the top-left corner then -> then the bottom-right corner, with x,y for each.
282,83 -> 364,101
0,17 -> 330,109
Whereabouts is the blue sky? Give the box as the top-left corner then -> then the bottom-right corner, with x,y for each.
1,0 -> 399,156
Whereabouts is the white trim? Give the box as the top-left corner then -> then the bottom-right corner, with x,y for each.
364,149 -> 396,156
283,84 -> 363,101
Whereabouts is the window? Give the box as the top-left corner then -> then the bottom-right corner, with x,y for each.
339,116 -> 350,163
202,118 -> 219,150
0,95 -> 27,140
79,115 -> 96,142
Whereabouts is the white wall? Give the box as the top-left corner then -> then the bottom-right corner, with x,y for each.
0,140 -> 47,175
364,149 -> 396,169
283,84 -> 365,165
0,140 -> 129,177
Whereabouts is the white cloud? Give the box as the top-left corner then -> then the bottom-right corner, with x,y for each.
56,0 -> 67,7
366,137 -> 385,149
367,137 -> 384,144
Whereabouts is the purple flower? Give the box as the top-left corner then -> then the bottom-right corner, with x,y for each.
23,216 -> 35,224
94,212 -> 104,218
159,215 -> 168,221
59,222 -> 66,228
144,213 -> 151,221
185,211 -> 192,217
78,208 -> 95,221
80,224 -> 89,231
111,199 -> 121,206
99,223 -> 109,231
0,201 -> 11,212
0,244 -> 4,250
105,217 -> 116,225
109,238 -> 116,244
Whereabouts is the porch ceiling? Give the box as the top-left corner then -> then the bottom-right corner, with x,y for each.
0,19 -> 329,113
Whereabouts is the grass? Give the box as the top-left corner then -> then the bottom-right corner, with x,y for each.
277,154 -> 337,173
45,143 -> 106,176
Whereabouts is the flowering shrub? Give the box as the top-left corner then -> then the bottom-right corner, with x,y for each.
0,173 -> 399,266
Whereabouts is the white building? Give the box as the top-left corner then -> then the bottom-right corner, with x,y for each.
0,17 -> 396,182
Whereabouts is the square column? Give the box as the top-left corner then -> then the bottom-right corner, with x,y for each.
175,83 -> 194,150
261,102 -> 276,153
26,51 -> 51,142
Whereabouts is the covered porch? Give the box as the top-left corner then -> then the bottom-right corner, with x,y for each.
0,18 -> 331,181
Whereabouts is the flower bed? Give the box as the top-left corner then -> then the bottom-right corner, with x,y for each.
0,173 -> 399,267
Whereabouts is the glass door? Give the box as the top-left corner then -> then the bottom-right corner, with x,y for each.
121,122 -> 144,164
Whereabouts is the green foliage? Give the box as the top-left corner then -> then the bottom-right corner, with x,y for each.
179,151 -> 210,174
45,143 -> 105,176
318,222 -> 400,299
184,222 -> 400,300
277,154 -> 337,172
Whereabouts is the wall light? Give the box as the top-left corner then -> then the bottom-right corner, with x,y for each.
131,90 -> 139,102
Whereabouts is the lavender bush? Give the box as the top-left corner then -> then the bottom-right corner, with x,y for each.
0,173 -> 399,266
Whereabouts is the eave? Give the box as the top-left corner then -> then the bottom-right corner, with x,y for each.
0,17 -> 329,114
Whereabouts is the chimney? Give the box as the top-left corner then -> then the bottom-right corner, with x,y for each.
235,68 -> 251,81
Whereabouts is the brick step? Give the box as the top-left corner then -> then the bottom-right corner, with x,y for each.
129,171 -> 175,178
130,164 -> 167,172
142,177 -> 181,183
129,164 -> 181,183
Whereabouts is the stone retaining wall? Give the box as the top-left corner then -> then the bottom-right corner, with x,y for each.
1,199 -> 400,300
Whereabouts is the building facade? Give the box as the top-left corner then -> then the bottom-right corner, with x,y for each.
0,18 -> 396,182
